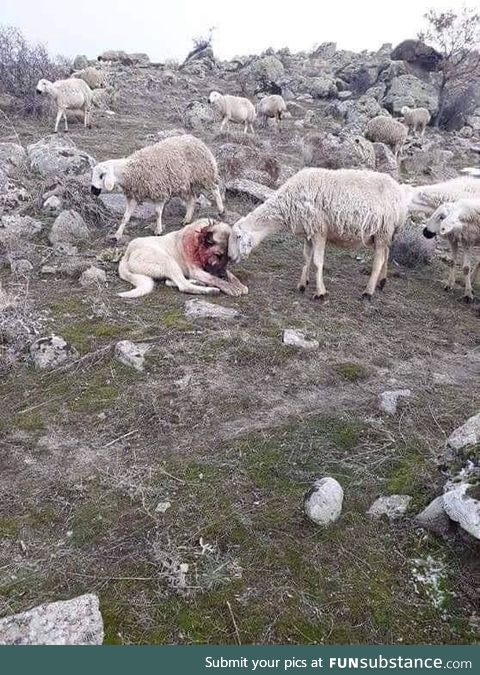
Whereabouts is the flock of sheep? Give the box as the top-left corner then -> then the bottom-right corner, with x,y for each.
34,69 -> 480,304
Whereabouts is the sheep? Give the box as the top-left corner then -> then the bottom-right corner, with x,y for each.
256,94 -> 287,128
365,116 -> 408,160
461,167 -> 480,177
208,91 -> 256,134
36,78 -> 93,133
423,199 -> 480,301
400,106 -> 431,136
228,167 -> 408,301
407,176 -> 480,295
90,134 -> 224,241
72,67 -> 106,90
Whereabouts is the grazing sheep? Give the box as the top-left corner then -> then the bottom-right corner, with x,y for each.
257,94 -> 287,128
72,67 -> 106,90
365,116 -> 408,160
400,106 -> 431,136
228,168 -> 408,300
423,199 -> 480,301
208,91 -> 256,134
91,135 -> 224,241
36,78 -> 93,133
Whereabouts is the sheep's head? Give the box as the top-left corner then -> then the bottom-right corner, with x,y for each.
228,219 -> 254,263
400,106 -> 411,116
423,202 -> 458,238
36,79 -> 50,94
208,91 -> 222,105
91,161 -> 116,195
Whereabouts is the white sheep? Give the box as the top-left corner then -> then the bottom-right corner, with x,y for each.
257,94 -> 287,128
228,167 -> 408,300
36,78 -> 93,133
400,106 -> 431,136
72,67 -> 106,90
208,91 -> 256,134
90,134 -> 224,241
365,116 -> 408,159
423,199 -> 480,301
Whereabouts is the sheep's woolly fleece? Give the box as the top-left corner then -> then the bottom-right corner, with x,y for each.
121,135 -> 220,203
366,116 -> 408,144
242,168 -> 408,243
211,94 -> 256,123
412,177 -> 480,214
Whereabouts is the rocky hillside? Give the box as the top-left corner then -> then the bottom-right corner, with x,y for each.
0,41 -> 479,645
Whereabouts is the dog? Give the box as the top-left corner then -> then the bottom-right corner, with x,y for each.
117,218 -> 248,298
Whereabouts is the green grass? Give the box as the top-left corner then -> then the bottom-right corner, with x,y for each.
334,361 -> 369,382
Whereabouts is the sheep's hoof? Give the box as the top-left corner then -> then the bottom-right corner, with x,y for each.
443,283 -> 453,292
377,278 -> 387,291
297,281 -> 308,293
362,292 -> 373,303
313,293 -> 328,302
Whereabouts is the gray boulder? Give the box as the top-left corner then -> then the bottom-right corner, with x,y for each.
183,101 -> 217,130
391,40 -> 442,71
114,340 -> 149,371
373,142 -> 399,178
0,594 -> 103,645
30,335 -> 79,369
27,136 -> 96,178
184,299 -> 239,320
0,215 -> 42,243
225,178 -> 274,203
79,266 -> 107,287
447,412 -> 480,452
378,389 -> 412,415
282,329 -> 319,350
302,132 -> 376,170
415,496 -> 452,536
0,142 -> 27,176
99,193 -> 156,221
239,55 -> 284,94
49,210 -> 89,246
304,477 -> 344,526
383,74 -> 439,115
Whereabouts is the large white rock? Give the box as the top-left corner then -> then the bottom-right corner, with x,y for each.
378,389 -> 411,415
447,413 -> 480,452
114,340 -> 149,371
0,594 -> 103,645
367,494 -> 411,519
30,335 -> 79,369
27,136 -> 96,178
184,299 -> 239,320
304,477 -> 344,526
443,484 -> 480,540
282,329 -> 319,350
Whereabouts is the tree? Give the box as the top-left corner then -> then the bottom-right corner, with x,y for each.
418,6 -> 480,127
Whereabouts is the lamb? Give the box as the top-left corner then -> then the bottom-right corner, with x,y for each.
228,168 -> 408,300
208,91 -> 256,134
256,94 -> 287,128
400,106 -> 431,136
36,78 -> 93,133
423,199 -> 480,301
90,135 -> 224,241
365,116 -> 408,159
72,67 -> 106,90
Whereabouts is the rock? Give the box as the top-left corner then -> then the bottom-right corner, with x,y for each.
91,88 -> 112,110
155,501 -> 171,514
40,257 -> 91,278
79,266 -> 107,287
401,148 -> 455,181
373,142 -> 399,178
239,55 -> 285,94
304,477 -> 344,526
390,219 -> 435,267
27,136 -> 96,178
378,389 -> 412,415
99,193 -> 156,221
391,39 -> 442,71
415,496 -> 452,536
225,178 -> 274,203
30,335 -> 79,369
282,329 -> 319,350
313,42 -> 337,59
0,142 -> 27,176
10,259 -> 34,276
443,484 -> 480,540
305,74 -> 338,99
184,299 -> 240,320
0,594 -> 103,645
73,54 -> 89,70
302,132 -> 376,170
0,182 -> 29,211
383,74 -> 439,115
43,195 -> 62,214
367,495 -> 412,519
447,412 -> 480,452
49,210 -> 89,246
114,340 -> 149,371
0,215 -> 42,242
183,101 -> 217,130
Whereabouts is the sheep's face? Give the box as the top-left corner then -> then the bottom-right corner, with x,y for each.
400,106 -> 410,116
208,91 -> 221,105
91,162 -> 116,195
36,79 -> 49,94
423,203 -> 457,239
229,221 -> 254,262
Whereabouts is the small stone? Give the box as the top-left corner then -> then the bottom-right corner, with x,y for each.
79,266 -> 107,287
443,484 -> 480,540
304,477 -> 343,526
415,496 -> 452,536
282,329 -> 319,350
447,412 -> 480,452
49,210 -> 89,246
10,259 -> 33,276
184,299 -> 240,320
378,389 -> 412,415
0,594 -> 103,645
42,195 -> 62,214
30,335 -> 79,370
155,501 -> 171,514
114,340 -> 149,371
367,494 -> 412,519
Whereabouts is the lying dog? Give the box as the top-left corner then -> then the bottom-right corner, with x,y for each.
118,218 -> 248,298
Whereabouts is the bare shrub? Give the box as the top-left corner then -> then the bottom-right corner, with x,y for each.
0,25 -> 70,116
0,284 -> 43,373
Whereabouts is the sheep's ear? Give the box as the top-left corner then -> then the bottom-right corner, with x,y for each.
103,165 -> 115,191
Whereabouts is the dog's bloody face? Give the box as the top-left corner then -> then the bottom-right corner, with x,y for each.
198,223 -> 230,277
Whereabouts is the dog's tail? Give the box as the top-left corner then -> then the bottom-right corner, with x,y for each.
118,253 -> 155,298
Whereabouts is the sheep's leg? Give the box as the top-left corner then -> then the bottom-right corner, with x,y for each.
312,234 -> 328,300
183,196 -> 196,225
249,122 -> 255,135
220,117 -> 228,132
153,201 -> 166,235
471,260 -> 480,286
166,262 -> 220,295
113,197 -> 137,241
377,245 -> 390,290
297,239 -> 314,292
190,268 -> 248,296
54,108 -> 64,133
211,185 -> 224,215
244,121 -> 248,134
63,110 -> 68,132
363,244 -> 387,300
443,239 -> 459,290
462,248 -> 474,302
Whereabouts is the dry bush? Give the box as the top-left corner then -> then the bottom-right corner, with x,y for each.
0,284 -> 43,373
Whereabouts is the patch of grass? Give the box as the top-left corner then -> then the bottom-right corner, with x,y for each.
161,308 -> 192,331
11,412 -> 45,432
335,361 -> 369,382
386,444 -> 432,509
0,516 -> 20,539
61,320 -> 127,352
49,297 -> 84,315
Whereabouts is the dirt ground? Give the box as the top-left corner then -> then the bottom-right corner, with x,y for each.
0,65 -> 479,644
